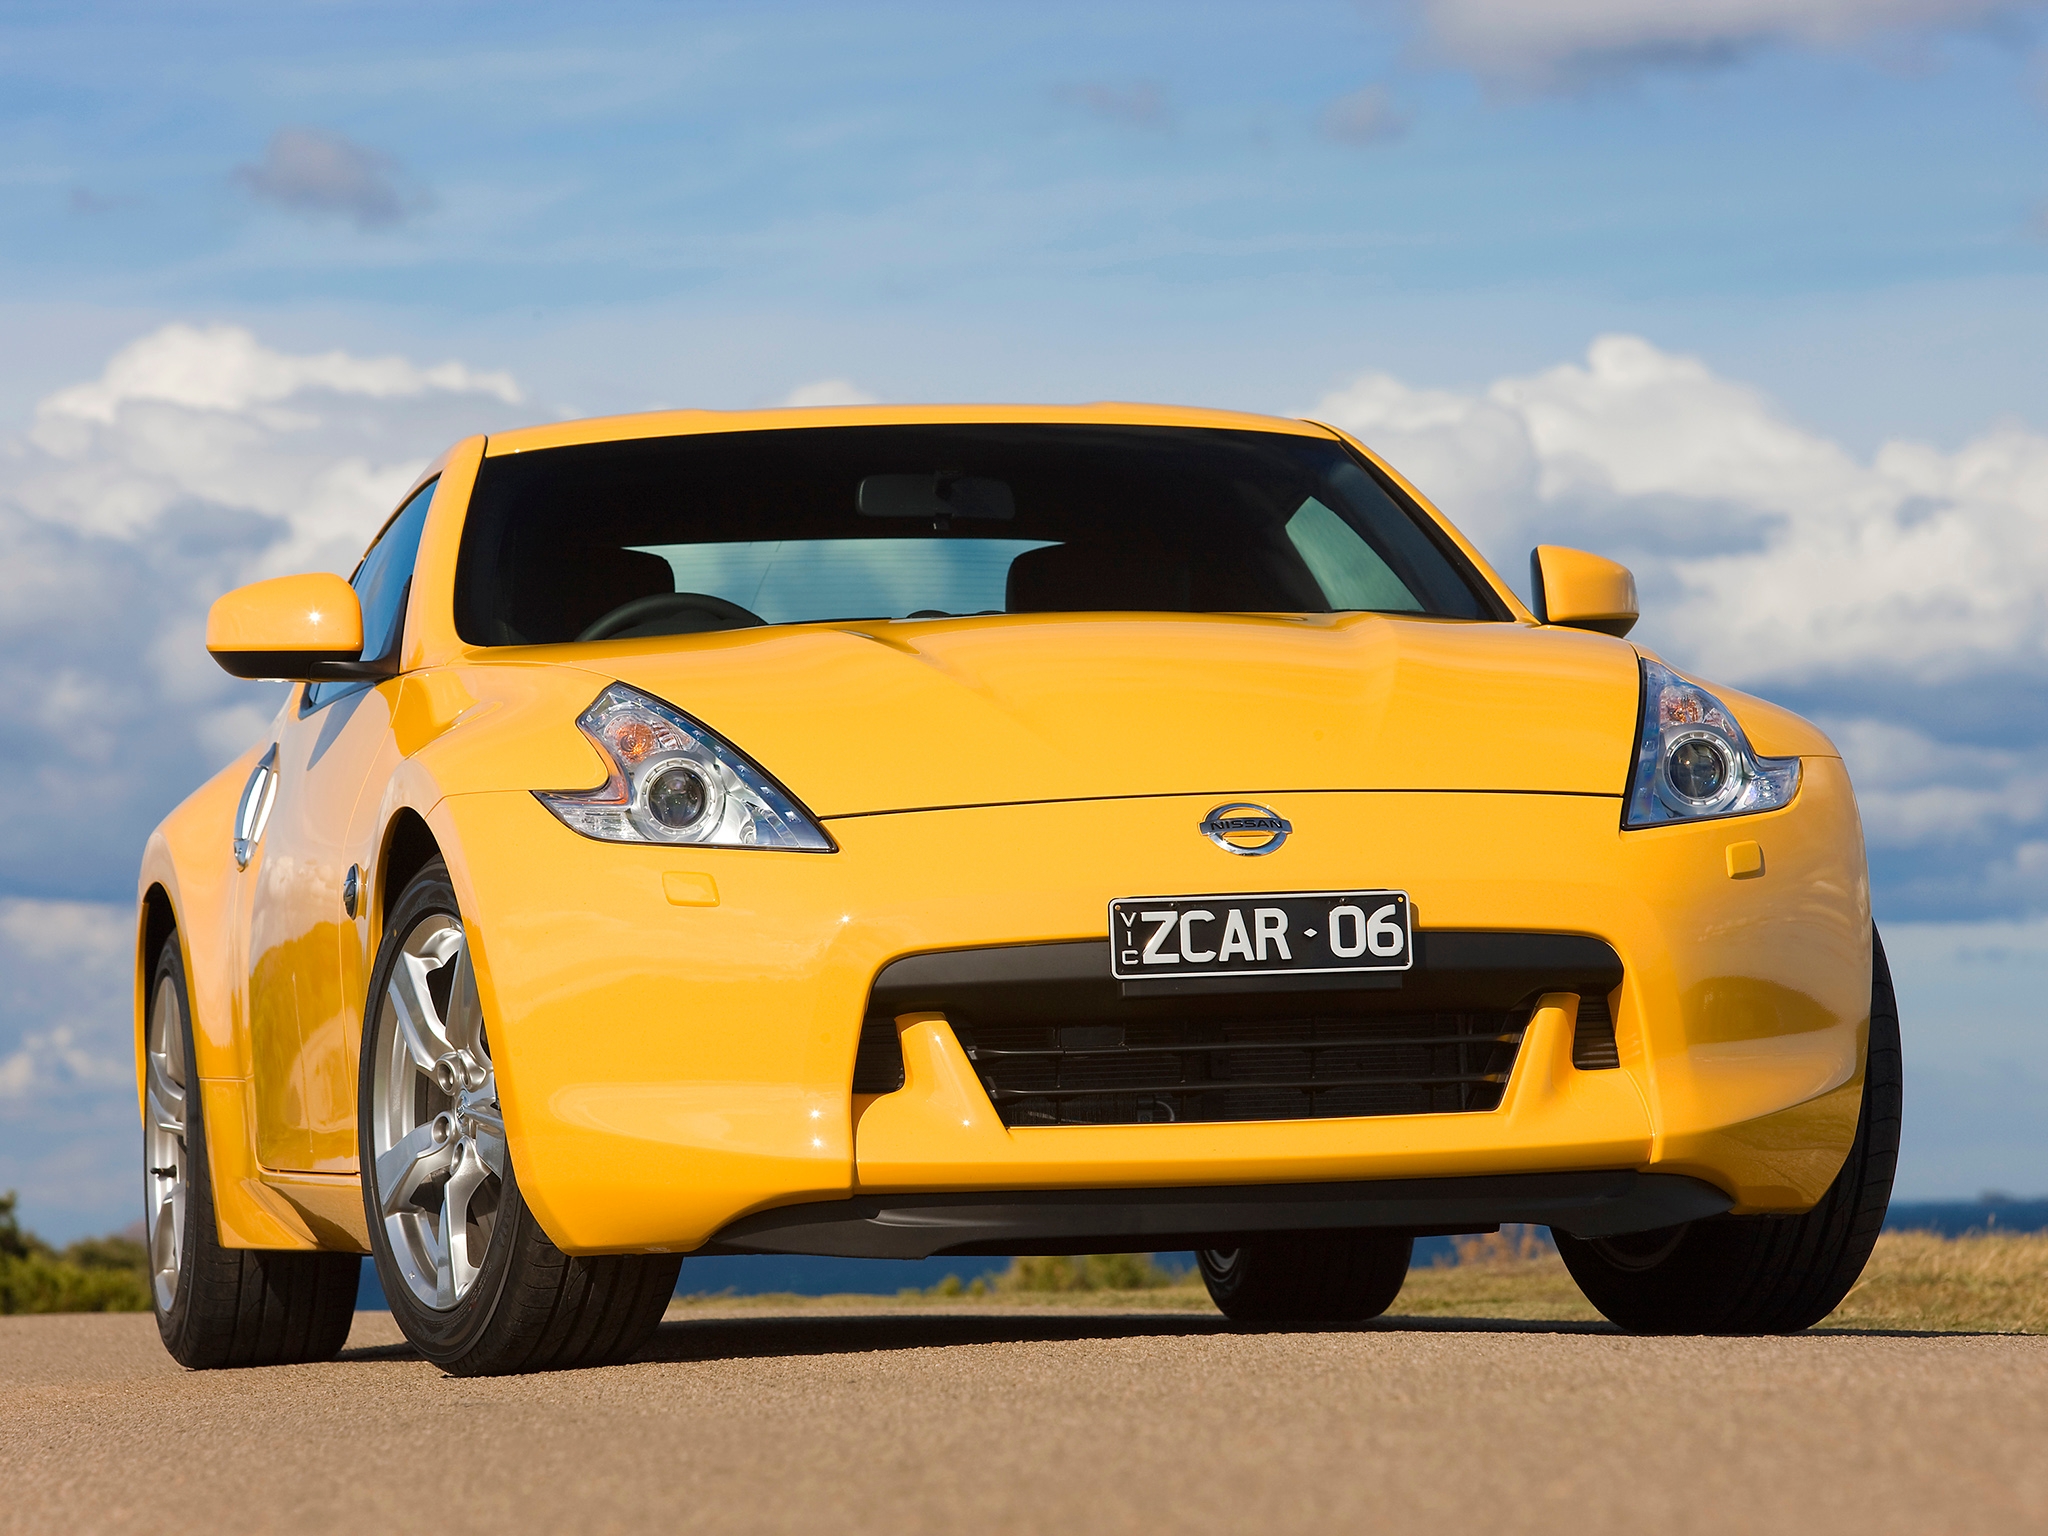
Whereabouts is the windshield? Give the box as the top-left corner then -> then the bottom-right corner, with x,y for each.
453,423 -> 1503,645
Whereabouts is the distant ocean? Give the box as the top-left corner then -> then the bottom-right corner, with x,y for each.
353,1198 -> 2048,1309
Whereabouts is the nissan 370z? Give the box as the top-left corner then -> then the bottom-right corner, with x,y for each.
134,404 -> 1898,1374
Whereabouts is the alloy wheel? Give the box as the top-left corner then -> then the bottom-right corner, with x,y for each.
143,972 -> 188,1313
368,913 -> 507,1309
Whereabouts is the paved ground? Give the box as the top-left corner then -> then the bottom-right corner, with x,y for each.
4,1306 -> 2045,1535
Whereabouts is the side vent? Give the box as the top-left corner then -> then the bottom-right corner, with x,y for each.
1571,991 -> 1620,1070
852,1011 -> 906,1094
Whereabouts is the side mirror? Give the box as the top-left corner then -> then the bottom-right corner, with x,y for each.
206,573 -> 381,681
1529,546 -> 1638,638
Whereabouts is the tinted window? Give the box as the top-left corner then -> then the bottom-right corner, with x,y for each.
304,479 -> 436,709
453,425 -> 1502,647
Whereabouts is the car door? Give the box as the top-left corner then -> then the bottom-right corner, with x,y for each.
243,480 -> 436,1173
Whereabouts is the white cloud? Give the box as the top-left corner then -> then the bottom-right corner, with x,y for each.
1823,720 -> 2048,847
22,323 -> 518,549
0,896 -> 145,1242
1416,0 -> 2033,86
0,324 -> 519,899
779,378 -> 881,408
38,321 -> 517,426
0,898 -> 131,1100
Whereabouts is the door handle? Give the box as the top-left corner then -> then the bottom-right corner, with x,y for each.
232,744 -> 280,869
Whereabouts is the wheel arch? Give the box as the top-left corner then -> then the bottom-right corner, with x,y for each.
134,880 -> 180,1129
379,807 -> 443,930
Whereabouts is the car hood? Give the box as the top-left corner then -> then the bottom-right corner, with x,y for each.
548,612 -> 1645,817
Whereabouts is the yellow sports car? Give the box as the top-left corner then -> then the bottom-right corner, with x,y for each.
136,403 -> 1897,1374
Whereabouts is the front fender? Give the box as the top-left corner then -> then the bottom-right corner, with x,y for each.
137,729 -> 323,1250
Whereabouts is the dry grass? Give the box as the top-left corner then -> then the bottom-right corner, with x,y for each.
668,1231 -> 2048,1333
1390,1255 -> 1600,1322
1824,1229 -> 2048,1334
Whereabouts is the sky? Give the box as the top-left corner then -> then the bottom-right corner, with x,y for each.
4,0 -> 2048,1239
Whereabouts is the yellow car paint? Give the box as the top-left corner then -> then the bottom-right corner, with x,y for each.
134,402 -> 1875,1259
204,570 -> 362,658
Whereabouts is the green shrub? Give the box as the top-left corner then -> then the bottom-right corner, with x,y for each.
0,1190 -> 44,1261
65,1234 -> 151,1273
999,1253 -> 1176,1292
0,1251 -> 152,1313
0,1191 -> 153,1314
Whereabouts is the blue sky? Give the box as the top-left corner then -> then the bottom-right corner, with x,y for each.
4,0 -> 2048,1235
7,1 -> 2048,439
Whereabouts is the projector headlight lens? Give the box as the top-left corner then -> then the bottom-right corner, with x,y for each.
1666,735 -> 1731,802
646,763 -> 711,830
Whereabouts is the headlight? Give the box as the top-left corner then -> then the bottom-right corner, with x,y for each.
535,683 -> 834,851
1625,659 -> 1800,827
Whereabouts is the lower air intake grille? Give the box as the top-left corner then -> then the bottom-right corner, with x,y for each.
1571,991 -> 1620,1070
953,1010 -> 1528,1128
852,1012 -> 906,1094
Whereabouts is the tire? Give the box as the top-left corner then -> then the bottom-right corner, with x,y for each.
1198,1230 -> 1415,1323
359,859 -> 681,1376
1555,925 -> 1903,1334
146,934 -> 360,1369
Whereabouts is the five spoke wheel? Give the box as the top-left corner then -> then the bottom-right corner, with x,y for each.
368,913 -> 505,1309
143,970 -> 189,1313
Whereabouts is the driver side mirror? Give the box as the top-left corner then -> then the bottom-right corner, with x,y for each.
206,573 -> 382,681
1529,546 -> 1638,638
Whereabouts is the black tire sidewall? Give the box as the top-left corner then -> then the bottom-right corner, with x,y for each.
358,859 -> 529,1363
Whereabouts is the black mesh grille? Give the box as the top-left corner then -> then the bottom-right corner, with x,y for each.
952,1009 -> 1527,1127
1571,991 -> 1619,1070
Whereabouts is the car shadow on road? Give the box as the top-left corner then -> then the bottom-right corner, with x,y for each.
627,1310 -> 1633,1365
335,1339 -> 427,1362
332,1310 -> 2007,1369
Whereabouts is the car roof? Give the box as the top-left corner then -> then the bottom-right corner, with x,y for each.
482,401 -> 1339,457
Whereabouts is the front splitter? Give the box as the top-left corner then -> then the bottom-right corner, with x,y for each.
699,1169 -> 1733,1258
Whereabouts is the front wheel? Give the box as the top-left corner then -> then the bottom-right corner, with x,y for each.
360,859 -> 680,1375
1199,1230 -> 1414,1323
1554,926 -> 1903,1334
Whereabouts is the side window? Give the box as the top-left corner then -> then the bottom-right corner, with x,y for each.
1284,497 -> 1423,613
304,479 -> 437,711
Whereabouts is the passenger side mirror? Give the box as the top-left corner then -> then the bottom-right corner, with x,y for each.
206,573 -> 384,681
1529,546 -> 1638,638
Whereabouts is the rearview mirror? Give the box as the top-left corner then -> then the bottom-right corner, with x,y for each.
1529,546 -> 1638,638
858,473 -> 1014,521
206,572 -> 382,681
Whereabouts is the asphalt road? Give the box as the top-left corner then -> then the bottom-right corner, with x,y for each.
4,1307 -> 2044,1535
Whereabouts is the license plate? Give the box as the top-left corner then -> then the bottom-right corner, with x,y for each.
1108,890 -> 1413,981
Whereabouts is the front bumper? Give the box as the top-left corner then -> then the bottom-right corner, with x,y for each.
437,759 -> 1870,1255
